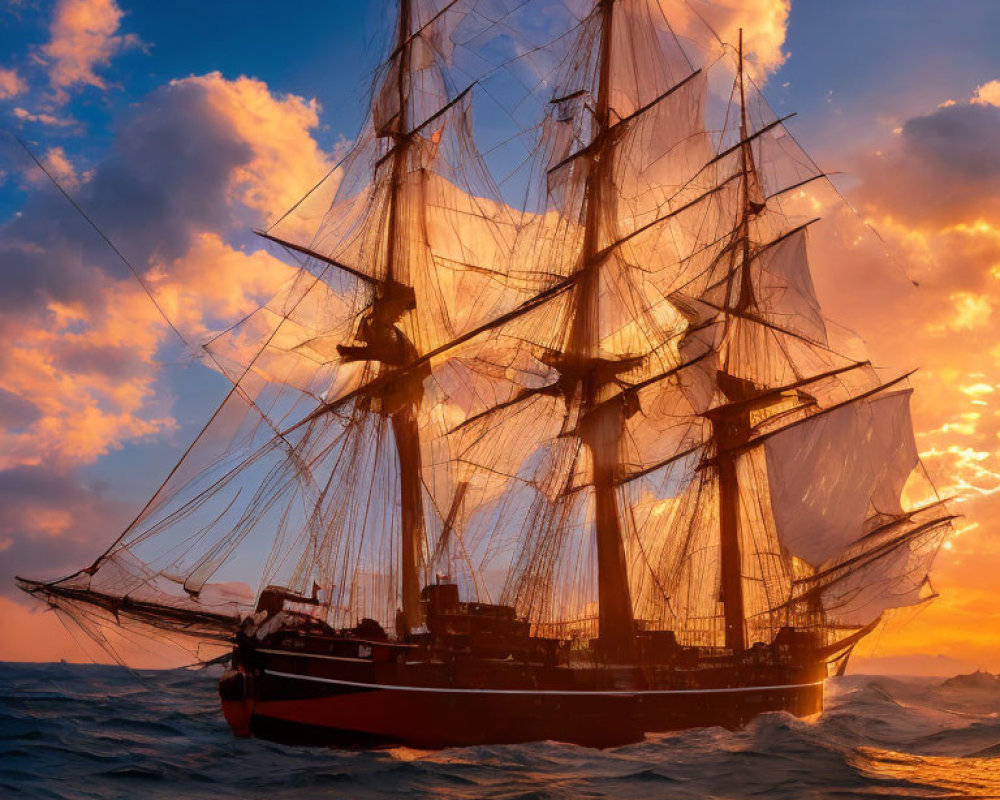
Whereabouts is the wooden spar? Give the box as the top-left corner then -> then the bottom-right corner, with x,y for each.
385,0 -> 461,63
613,361 -> 872,489
253,230 -> 379,286
735,28 -> 756,315
714,30 -> 756,654
734,371 -> 917,456
277,271 -> 584,439
715,420 -> 746,653
568,0 -> 635,658
392,405 -> 424,633
373,84 -> 474,172
546,69 -> 702,177
783,515 -> 957,611
798,514 -> 957,590
431,481 -> 469,567
385,0 -> 423,632
15,577 -> 239,641
386,0 -> 410,287
705,114 -> 797,168
699,219 -> 822,299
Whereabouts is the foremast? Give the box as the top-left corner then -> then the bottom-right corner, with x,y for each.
338,0 -> 424,633
387,0 -> 424,633
245,0 -> 473,631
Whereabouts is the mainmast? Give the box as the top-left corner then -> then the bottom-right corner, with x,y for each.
567,0 -> 635,658
734,29 -> 760,316
709,31 -> 759,653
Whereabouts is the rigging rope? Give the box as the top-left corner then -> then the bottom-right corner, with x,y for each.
11,132 -> 193,352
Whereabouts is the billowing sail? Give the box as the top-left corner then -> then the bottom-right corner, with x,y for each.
444,0 -> 950,654
19,0 -> 532,652
18,0 -> 951,666
764,390 -> 919,568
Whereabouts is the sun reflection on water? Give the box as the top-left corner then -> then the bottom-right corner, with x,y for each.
851,746 -> 1000,798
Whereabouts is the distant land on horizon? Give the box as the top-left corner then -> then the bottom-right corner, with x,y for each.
849,653 -> 991,678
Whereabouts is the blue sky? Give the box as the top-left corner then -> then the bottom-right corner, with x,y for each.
3,0 -> 999,216
4,0 -> 999,203
776,1 -> 1000,152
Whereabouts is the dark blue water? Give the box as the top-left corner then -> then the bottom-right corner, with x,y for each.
3,661 -> 999,799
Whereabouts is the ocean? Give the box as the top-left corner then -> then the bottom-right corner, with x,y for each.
2,661 -> 999,799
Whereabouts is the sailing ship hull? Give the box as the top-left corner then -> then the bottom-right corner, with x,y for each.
219,639 -> 826,748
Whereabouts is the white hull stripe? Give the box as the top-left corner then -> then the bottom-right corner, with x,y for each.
258,648 -> 370,664
262,669 -> 824,697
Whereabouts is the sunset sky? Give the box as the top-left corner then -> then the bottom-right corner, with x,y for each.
1,0 -> 1000,674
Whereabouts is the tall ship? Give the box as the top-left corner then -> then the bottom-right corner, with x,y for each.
19,0 -> 953,748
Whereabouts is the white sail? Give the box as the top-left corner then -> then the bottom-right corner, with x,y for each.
18,0 -> 951,663
763,390 -> 919,568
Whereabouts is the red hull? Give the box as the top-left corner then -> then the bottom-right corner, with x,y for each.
219,634 -> 827,748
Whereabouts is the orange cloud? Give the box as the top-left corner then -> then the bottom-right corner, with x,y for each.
41,0 -> 140,97
973,79 -> 1000,108
0,282 -> 170,471
173,73 -> 333,229
11,106 -> 75,127
0,67 -> 26,99
148,232 -> 298,343
20,146 -> 83,189
0,72 -> 329,473
1,70 -> 332,653
660,0 -> 790,81
793,84 -> 1000,671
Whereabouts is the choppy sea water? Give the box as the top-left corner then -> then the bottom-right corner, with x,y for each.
3,662 -> 1000,799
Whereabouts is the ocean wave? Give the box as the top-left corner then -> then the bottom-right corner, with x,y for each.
2,662 -> 998,799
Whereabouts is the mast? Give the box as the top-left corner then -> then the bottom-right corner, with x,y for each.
735,28 -> 758,314
569,0 -> 635,658
386,0 -> 411,287
16,4 -> 953,669
711,30 -> 756,653
387,0 -> 424,633
338,0 -> 426,632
